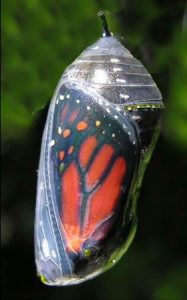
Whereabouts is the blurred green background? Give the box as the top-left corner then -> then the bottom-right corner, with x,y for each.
1,0 -> 187,300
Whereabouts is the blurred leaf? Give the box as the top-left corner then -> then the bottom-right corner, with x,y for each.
153,264 -> 187,300
166,28 -> 187,150
1,0 -> 121,144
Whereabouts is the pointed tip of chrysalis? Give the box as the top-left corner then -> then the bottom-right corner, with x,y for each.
97,11 -> 111,37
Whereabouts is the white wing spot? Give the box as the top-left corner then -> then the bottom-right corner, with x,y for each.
58,126 -> 62,135
66,94 -> 70,99
39,182 -> 45,190
87,106 -> 91,110
49,140 -> 55,147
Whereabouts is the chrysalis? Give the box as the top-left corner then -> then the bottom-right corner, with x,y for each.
35,12 -> 164,285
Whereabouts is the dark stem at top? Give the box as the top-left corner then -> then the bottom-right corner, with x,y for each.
98,11 -> 111,37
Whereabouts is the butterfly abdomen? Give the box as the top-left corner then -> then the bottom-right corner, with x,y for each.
62,36 -> 162,106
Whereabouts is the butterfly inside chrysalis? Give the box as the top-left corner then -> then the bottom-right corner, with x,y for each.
35,11 -> 164,286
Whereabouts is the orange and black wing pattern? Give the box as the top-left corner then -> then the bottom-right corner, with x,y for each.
35,83 -> 139,284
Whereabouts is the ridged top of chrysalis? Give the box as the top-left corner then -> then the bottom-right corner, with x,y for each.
82,36 -> 133,57
62,13 -> 163,108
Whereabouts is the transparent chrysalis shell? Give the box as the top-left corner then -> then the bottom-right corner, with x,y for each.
35,12 -> 164,286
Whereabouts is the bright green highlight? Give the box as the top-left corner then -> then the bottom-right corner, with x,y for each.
83,248 -> 92,257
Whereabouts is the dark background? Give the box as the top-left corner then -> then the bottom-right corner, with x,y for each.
1,0 -> 187,299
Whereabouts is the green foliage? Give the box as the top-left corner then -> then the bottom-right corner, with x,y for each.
166,28 -> 187,150
1,0 -> 120,142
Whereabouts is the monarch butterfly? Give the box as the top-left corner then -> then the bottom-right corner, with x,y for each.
35,12 -> 164,285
